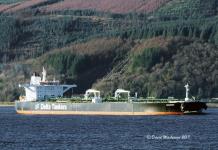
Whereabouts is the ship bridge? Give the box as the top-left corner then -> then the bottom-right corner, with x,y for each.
19,67 -> 77,101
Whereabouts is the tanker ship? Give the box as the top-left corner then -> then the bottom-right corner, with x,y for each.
15,68 -> 207,115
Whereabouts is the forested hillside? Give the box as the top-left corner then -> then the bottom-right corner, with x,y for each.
94,37 -> 218,98
0,0 -> 217,101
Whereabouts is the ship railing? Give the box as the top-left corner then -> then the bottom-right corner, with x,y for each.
102,98 -> 128,102
101,97 -> 180,103
201,98 -> 218,103
46,97 -> 92,103
70,94 -> 94,103
132,98 -> 179,103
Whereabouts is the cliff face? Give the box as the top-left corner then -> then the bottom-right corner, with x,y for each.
0,0 -> 217,101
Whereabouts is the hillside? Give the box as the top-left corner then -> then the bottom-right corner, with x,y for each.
0,37 -> 133,100
0,0 -> 170,14
0,0 -> 47,13
42,0 -> 170,14
1,36 -> 217,101
156,0 -> 218,19
0,0 -> 217,101
1,0 -> 217,16
94,37 -> 218,98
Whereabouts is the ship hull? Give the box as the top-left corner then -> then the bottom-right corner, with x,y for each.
15,101 -> 207,115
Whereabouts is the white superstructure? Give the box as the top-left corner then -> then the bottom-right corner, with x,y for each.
19,68 -> 77,101
84,89 -> 102,103
114,89 -> 130,100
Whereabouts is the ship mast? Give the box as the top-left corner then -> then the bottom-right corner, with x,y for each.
42,67 -> 47,82
184,83 -> 190,101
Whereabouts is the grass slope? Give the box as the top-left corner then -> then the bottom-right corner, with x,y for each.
0,0 -> 170,14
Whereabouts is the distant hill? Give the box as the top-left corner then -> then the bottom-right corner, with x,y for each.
94,37 -> 218,98
156,0 -> 218,19
0,0 -> 218,101
42,0 -> 170,14
1,37 -> 217,101
0,0 -> 46,13
0,0 -> 170,14
1,0 -> 217,16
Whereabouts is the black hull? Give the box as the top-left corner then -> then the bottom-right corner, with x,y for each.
15,101 -> 207,115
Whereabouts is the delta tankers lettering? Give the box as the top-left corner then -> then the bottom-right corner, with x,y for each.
35,103 -> 67,110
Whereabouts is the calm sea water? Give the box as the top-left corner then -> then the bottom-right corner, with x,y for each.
0,107 -> 217,150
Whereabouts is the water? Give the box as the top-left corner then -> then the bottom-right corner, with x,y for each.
0,107 -> 217,150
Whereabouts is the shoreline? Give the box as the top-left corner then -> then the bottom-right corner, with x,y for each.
207,103 -> 218,108
0,102 -> 14,107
